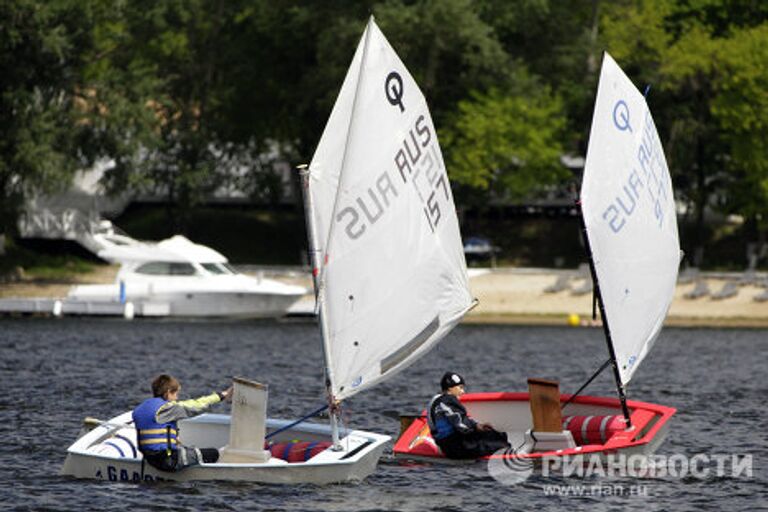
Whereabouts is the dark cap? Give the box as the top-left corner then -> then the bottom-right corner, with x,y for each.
440,372 -> 465,391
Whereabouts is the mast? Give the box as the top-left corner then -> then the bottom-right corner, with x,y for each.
297,19 -> 375,448
298,164 -> 342,450
577,201 -> 633,428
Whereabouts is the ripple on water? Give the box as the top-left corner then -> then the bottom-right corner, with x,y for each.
0,318 -> 765,511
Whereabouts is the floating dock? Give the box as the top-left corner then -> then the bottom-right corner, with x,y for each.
0,296 -> 315,319
0,298 -> 167,319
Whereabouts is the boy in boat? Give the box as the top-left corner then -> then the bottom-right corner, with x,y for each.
132,374 -> 233,472
427,372 -> 509,459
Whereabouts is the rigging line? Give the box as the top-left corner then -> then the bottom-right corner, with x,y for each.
592,286 -> 598,321
561,358 -> 612,413
265,404 -> 329,440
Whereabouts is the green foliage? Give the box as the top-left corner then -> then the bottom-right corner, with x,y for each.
442,85 -> 567,198
0,0 -> 95,233
3,0 -> 768,264
709,24 -> 768,222
85,1 -> 241,225
117,205 -> 306,264
601,0 -> 768,262
0,238 -> 94,280
374,0 -> 510,122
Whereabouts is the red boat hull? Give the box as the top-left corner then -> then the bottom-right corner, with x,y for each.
394,392 -> 676,462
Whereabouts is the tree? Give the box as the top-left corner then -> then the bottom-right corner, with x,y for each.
709,24 -> 768,240
441,83 -> 567,202
476,0 -> 607,150
373,0 -> 510,125
600,0 -> 768,266
223,0 -> 520,206
0,0 -> 97,234
376,0 -> 570,202
83,1 -> 246,229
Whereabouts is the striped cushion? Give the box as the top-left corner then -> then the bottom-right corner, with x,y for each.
266,441 -> 332,463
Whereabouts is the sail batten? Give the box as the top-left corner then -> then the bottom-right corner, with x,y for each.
308,17 -> 472,401
581,52 -> 680,386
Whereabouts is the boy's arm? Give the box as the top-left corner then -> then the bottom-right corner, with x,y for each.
438,400 -> 477,434
155,392 -> 221,423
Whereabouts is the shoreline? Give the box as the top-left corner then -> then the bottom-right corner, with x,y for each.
463,268 -> 768,328
463,312 -> 768,328
1,265 -> 767,328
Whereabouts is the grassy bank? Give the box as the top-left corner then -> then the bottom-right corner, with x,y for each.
0,240 -> 95,282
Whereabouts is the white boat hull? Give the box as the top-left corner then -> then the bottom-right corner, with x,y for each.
68,284 -> 306,318
134,290 -> 303,318
62,412 -> 390,484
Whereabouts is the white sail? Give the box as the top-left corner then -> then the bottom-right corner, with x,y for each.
308,17 -> 473,401
580,52 -> 680,385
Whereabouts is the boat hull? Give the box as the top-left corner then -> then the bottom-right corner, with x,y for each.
67,285 -> 305,318
62,412 -> 389,484
136,290 -> 303,318
394,392 -> 675,464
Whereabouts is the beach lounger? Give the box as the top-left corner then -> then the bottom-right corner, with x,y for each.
736,269 -> 758,287
712,281 -> 738,300
677,267 -> 700,285
570,278 -> 593,296
544,274 -> 571,294
684,279 -> 710,299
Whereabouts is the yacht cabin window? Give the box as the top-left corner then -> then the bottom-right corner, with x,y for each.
201,263 -> 232,275
135,262 -> 197,276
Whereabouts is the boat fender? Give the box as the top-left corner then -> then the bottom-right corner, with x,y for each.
562,415 -> 625,445
124,302 -> 135,320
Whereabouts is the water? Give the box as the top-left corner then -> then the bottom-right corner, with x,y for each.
0,318 -> 765,511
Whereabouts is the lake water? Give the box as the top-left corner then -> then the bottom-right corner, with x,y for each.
0,318 -> 765,511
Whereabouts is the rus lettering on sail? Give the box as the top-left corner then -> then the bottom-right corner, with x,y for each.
602,169 -> 642,233
602,109 -> 670,234
394,114 -> 431,182
636,110 -> 669,228
394,114 -> 450,232
336,171 -> 400,240
336,112 -> 450,241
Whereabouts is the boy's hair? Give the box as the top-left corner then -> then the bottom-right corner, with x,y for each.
151,374 -> 180,398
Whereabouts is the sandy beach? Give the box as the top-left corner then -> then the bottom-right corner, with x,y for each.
2,265 -> 766,327
464,268 -> 768,327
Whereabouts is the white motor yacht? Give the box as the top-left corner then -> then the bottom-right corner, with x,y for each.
68,233 -> 307,318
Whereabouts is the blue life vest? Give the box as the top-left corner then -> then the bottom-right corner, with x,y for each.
132,397 -> 178,454
426,394 -> 456,440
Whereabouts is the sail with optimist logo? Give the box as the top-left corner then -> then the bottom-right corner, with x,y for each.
580,52 -> 680,387
304,17 -> 474,404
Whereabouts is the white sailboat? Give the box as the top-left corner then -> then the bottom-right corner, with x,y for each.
62,16 -> 473,484
396,52 -> 680,463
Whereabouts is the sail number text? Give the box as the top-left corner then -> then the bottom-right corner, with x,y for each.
336,113 -> 450,240
602,109 -> 671,234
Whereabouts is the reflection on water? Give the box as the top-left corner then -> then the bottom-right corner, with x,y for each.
0,319 -> 765,511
